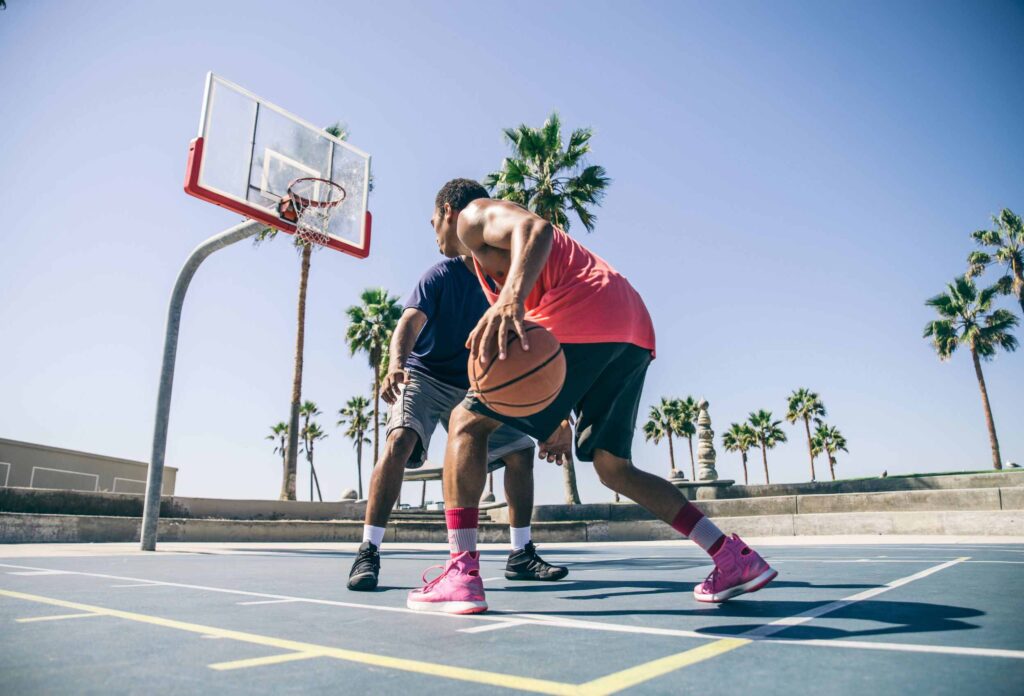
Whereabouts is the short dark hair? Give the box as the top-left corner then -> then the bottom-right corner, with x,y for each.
435,178 -> 490,212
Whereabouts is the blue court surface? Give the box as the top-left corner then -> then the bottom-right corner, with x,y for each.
1,539 -> 1021,694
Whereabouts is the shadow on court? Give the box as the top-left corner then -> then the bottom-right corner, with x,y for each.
523,598 -> 983,639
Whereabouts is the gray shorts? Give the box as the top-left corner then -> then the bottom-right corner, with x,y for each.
386,368 -> 534,467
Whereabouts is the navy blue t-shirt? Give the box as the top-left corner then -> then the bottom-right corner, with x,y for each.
404,258 -> 491,389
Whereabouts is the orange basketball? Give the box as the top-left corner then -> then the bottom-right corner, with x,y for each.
469,323 -> 566,417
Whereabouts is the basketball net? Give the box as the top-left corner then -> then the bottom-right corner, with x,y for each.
287,178 -> 346,248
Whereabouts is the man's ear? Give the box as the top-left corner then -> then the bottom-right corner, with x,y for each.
444,202 -> 455,221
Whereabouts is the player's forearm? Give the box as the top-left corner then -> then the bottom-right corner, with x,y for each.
389,310 -> 426,369
499,218 -> 552,305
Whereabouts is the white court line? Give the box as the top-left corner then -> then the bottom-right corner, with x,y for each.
3,558 -> 1019,661
770,558 -> 1024,564
458,621 -> 527,634
7,570 -> 69,576
741,557 -> 970,639
237,599 -> 301,606
482,577 -> 505,582
769,637 -> 1024,660
110,583 -> 163,588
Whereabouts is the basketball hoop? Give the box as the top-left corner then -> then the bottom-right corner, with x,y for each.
279,177 -> 346,248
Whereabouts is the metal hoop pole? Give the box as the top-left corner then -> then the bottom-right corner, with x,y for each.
141,219 -> 265,551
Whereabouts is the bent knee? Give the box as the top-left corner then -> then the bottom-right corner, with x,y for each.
594,454 -> 633,487
502,448 -> 536,471
449,406 -> 501,439
384,428 -> 419,457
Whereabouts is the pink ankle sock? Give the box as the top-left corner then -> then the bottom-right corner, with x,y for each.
445,507 -> 479,555
670,502 -> 726,556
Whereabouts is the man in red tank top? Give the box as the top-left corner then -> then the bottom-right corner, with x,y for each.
407,179 -> 777,616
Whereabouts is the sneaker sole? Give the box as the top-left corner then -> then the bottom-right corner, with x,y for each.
504,568 -> 569,581
347,573 -> 379,591
694,568 -> 778,603
406,598 -> 488,614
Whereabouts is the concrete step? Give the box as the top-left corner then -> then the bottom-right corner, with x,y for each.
486,486 -> 1024,524
3,508 -> 1022,544
701,469 -> 1024,499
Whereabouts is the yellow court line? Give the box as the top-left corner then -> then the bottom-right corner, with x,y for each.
0,588 -> 576,695
210,651 -> 323,671
16,612 -> 100,623
578,638 -> 750,695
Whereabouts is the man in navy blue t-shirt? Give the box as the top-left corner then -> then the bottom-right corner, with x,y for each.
347,255 -> 568,591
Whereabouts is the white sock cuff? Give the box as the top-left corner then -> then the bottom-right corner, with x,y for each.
688,516 -> 724,553
510,526 -> 532,551
363,525 -> 385,547
448,527 -> 478,554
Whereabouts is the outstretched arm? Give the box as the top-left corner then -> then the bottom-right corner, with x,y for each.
461,200 -> 553,361
381,308 -> 427,404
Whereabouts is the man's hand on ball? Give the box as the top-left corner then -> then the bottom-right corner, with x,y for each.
467,300 -> 528,362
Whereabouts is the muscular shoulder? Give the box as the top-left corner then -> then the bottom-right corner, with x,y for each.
458,199 -> 538,251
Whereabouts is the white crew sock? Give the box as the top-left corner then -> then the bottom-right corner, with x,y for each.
362,525 -> 385,548
510,525 -> 532,551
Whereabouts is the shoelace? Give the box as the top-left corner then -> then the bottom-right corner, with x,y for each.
419,563 -> 451,591
352,550 -> 377,574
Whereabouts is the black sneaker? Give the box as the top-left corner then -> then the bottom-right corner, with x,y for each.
347,541 -> 380,591
505,542 -> 568,581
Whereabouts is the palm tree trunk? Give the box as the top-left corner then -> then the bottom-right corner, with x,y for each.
310,457 -> 323,502
278,442 -> 289,500
355,438 -> 363,499
687,436 -> 696,481
1013,261 -> 1024,317
372,362 -> 381,467
803,416 -> 816,482
829,454 -> 836,481
666,432 -> 677,476
760,443 -> 770,485
740,451 -> 749,485
562,454 -> 582,505
284,245 -> 312,501
971,345 -> 1003,469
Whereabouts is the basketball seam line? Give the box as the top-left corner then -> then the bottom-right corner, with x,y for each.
474,347 -> 565,396
480,383 -> 564,409
473,325 -> 547,384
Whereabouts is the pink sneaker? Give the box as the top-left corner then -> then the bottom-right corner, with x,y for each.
694,534 -> 777,603
407,551 -> 488,614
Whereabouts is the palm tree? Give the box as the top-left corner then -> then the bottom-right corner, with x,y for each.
722,423 -> 757,485
748,410 -> 788,485
643,398 -> 681,478
338,396 -> 372,499
811,423 -> 848,481
485,112 -> 611,234
266,422 -> 290,497
254,222 -> 312,500
301,421 -> 327,502
345,288 -> 402,465
966,208 -> 1024,315
924,276 -> 1018,469
299,401 -> 325,501
786,388 -> 827,482
675,396 -> 699,480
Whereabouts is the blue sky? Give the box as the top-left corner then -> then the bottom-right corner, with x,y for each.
1,0 -> 1021,505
